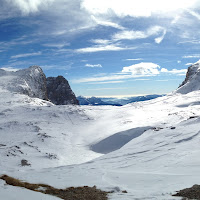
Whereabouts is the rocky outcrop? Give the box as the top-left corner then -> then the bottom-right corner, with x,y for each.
176,62 -> 200,94
16,66 -> 48,100
0,66 -> 48,100
46,76 -> 79,105
0,66 -> 79,105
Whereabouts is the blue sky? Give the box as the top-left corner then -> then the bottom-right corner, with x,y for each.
1,0 -> 200,97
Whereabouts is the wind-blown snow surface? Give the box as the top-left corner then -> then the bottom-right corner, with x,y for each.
1,86 -> 200,199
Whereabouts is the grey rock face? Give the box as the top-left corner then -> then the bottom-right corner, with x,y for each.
46,76 -> 79,105
176,62 -> 200,94
16,66 -> 48,100
0,66 -> 79,105
179,63 -> 200,88
0,66 -> 48,100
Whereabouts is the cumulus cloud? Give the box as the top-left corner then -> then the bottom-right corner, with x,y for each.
85,64 -> 102,68
122,62 -> 160,75
73,62 -> 187,83
81,0 -> 198,17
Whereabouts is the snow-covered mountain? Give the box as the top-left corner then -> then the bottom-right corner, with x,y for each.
0,66 -> 48,100
1,64 -> 200,199
77,94 -> 164,106
0,66 -> 79,105
176,61 -> 200,94
77,96 -> 122,106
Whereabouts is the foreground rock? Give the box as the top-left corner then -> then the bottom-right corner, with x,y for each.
173,184 -> 200,199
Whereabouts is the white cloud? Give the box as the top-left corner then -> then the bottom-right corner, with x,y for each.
113,30 -> 147,40
73,62 -> 160,83
155,80 -> 169,82
182,54 -> 200,58
185,63 -> 193,66
122,62 -> 160,75
160,68 -> 168,72
11,52 -> 42,59
91,39 -> 110,45
72,73 -> 139,83
178,40 -> 200,44
134,79 -> 150,81
89,80 -> 124,84
0,67 -> 19,72
161,68 -> 187,74
73,62 -> 187,83
81,0 -> 198,18
85,64 -> 102,68
171,15 -> 181,24
155,29 -> 167,44
187,10 -> 200,20
76,44 -> 136,53
177,60 -> 181,63
43,42 -> 70,48
10,0 -> 54,15
112,26 -> 166,43
91,16 -> 125,30
125,58 -> 143,61
87,87 -> 126,90
83,26 -> 166,54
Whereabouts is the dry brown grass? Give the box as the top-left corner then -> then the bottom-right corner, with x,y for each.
0,175 -> 109,200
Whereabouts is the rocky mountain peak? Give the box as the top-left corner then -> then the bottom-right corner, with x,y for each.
176,61 -> 200,94
46,76 -> 79,105
16,65 -> 48,100
0,66 -> 79,105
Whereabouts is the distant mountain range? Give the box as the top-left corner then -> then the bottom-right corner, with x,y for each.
77,94 -> 165,106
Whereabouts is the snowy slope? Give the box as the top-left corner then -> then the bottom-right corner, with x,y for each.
1,66 -> 200,199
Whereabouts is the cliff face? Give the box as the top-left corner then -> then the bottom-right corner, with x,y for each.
46,76 -> 79,105
0,66 -> 48,100
176,62 -> 200,94
0,66 -> 79,105
16,66 -> 48,100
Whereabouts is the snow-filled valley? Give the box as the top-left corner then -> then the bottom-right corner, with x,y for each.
1,65 -> 200,199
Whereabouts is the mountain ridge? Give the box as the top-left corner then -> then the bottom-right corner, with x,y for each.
0,66 -> 79,105
176,61 -> 200,94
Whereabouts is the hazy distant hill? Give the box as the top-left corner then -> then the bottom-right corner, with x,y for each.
77,94 -> 164,106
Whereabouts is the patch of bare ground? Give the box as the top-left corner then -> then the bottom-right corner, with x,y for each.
0,175 -> 110,200
173,184 -> 200,200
